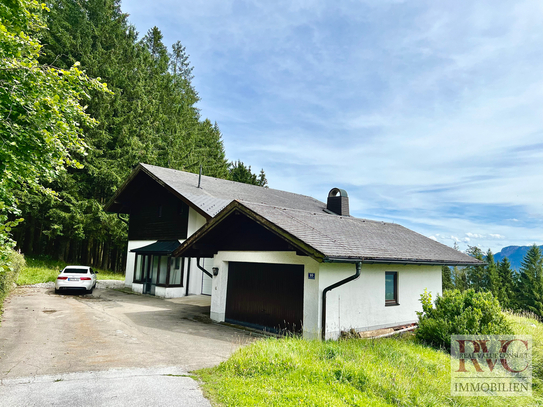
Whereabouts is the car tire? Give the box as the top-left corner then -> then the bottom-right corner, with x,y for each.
55,288 -> 60,294
87,287 -> 93,294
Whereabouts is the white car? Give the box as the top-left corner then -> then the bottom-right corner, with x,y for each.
55,266 -> 97,294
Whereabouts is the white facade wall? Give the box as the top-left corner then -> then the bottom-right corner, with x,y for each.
124,207 -> 209,298
320,263 -> 442,339
125,240 -> 156,287
207,251 -> 442,340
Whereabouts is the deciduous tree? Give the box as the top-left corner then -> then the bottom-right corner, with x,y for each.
0,0 -> 108,268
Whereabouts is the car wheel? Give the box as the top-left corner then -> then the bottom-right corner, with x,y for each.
55,288 -> 59,294
87,287 -> 93,294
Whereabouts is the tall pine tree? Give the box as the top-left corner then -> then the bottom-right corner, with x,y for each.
497,257 -> 515,309
466,246 -> 487,292
515,244 -> 543,317
14,0 -> 230,270
485,249 -> 501,300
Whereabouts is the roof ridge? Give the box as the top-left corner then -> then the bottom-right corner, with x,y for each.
141,163 -> 324,204
244,201 -> 397,226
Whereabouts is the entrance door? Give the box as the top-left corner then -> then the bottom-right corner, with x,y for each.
142,255 -> 158,295
225,262 -> 304,333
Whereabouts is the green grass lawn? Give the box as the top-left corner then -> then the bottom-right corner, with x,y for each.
17,255 -> 125,285
196,313 -> 543,406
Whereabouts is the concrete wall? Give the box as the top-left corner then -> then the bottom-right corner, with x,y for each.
186,207 -> 208,296
124,207 -> 208,298
210,251 -> 320,339
320,263 -> 442,339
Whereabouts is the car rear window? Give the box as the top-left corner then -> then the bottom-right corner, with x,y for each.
63,268 -> 89,274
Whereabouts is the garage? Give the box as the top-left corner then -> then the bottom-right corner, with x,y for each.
225,262 -> 304,333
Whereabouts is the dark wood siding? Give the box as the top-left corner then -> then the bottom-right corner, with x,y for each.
226,262 -> 304,333
128,180 -> 189,240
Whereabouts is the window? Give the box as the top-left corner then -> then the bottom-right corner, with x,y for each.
134,254 -> 150,283
385,271 -> 398,305
63,268 -> 88,274
134,255 -> 143,282
168,257 -> 184,286
158,256 -> 168,285
133,254 -> 183,287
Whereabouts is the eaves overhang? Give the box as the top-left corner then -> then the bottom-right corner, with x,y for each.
104,163 -> 213,220
322,257 -> 486,266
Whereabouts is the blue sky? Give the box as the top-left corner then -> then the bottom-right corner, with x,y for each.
122,0 -> 543,254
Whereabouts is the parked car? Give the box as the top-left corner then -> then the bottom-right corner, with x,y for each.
55,266 -> 97,294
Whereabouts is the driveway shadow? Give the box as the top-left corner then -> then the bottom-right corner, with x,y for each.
71,288 -> 256,344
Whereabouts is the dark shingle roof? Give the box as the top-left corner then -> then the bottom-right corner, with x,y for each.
108,164 -> 481,265
106,164 -> 325,217
177,201 -> 482,265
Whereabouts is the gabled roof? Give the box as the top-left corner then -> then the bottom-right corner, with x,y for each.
175,200 -> 483,266
105,163 -> 325,218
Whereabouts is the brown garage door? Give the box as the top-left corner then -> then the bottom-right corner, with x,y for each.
225,262 -> 304,333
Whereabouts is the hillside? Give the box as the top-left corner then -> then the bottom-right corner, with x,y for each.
494,245 -> 543,271
196,313 -> 542,406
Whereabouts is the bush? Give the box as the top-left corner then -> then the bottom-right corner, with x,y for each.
0,250 -> 26,317
416,289 -> 512,351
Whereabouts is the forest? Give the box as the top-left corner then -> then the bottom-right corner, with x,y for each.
1,0 -> 266,273
443,244 -> 543,319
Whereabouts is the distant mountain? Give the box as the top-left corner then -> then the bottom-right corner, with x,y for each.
494,245 -> 543,271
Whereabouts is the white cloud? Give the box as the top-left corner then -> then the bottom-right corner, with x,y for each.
122,0 -> 543,254
489,234 -> 505,239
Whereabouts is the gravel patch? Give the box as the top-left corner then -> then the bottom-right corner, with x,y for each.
20,282 -> 55,289
96,280 -> 126,289
20,280 -> 125,289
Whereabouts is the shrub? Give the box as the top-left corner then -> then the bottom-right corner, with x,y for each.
0,250 -> 26,317
416,289 -> 512,351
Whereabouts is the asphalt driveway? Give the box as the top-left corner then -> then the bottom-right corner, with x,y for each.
0,286 -> 256,406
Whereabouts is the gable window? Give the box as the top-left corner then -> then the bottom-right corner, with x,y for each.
385,271 -> 398,306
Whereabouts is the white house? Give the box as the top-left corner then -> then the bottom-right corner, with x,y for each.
106,163 -> 481,339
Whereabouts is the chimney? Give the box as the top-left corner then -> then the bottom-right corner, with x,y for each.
327,188 -> 349,216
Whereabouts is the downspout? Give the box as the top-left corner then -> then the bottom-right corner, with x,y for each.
197,257 -> 213,278
321,261 -> 362,340
185,258 -> 191,296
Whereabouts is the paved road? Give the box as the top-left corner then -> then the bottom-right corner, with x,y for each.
0,286 -> 255,406
0,367 -> 210,407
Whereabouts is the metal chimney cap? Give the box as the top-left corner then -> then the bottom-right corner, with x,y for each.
328,188 -> 348,198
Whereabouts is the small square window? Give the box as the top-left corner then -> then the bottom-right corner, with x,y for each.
385,272 -> 398,306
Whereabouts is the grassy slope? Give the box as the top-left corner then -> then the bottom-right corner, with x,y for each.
17,256 -> 125,285
196,314 -> 543,406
